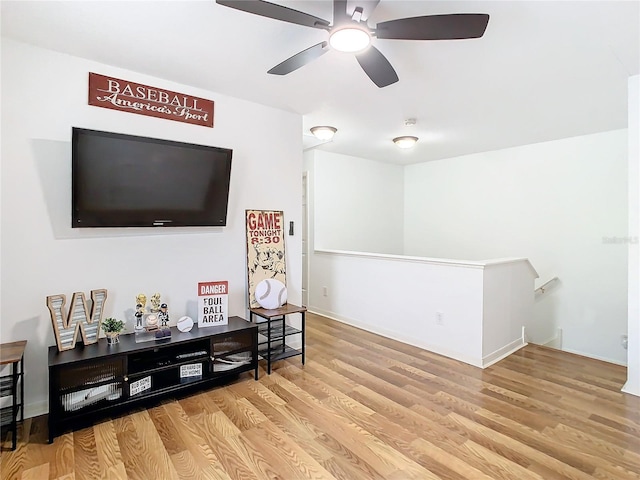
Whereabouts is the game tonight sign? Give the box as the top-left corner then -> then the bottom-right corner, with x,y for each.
88,72 -> 214,127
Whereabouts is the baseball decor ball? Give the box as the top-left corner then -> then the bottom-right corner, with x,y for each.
255,279 -> 287,310
177,316 -> 194,332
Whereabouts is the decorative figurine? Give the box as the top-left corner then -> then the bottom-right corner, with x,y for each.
136,293 -> 147,310
132,292 -> 171,342
158,303 -> 169,328
134,302 -> 144,332
150,293 -> 161,313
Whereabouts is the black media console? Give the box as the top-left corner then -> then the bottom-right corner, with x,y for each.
48,316 -> 257,442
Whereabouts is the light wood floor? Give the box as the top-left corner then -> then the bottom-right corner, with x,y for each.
2,313 -> 639,479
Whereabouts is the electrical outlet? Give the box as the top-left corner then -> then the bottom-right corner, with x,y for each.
322,286 -> 328,297
622,334 -> 628,350
436,311 -> 444,326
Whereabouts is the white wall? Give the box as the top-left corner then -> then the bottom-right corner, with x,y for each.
626,74 -> 640,395
482,260 -> 537,364
404,130 -> 629,365
0,39 -> 303,415
313,150 -> 404,254
306,150 -> 537,367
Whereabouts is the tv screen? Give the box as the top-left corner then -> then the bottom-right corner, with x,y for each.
72,128 -> 232,227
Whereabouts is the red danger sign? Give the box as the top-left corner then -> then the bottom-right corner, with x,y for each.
198,281 -> 228,296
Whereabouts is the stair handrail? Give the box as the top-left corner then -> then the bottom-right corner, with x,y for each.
535,276 -> 559,296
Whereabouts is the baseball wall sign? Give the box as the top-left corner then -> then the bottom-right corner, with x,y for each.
245,210 -> 286,308
89,72 -> 214,127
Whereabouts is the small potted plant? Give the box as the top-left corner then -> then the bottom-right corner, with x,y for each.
102,317 -> 125,345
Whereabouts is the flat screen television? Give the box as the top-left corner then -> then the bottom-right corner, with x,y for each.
72,128 -> 232,228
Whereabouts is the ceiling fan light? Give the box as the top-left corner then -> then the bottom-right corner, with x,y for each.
310,126 -> 337,140
393,136 -> 418,149
329,27 -> 371,53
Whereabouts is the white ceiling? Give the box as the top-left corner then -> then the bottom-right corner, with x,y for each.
1,0 -> 638,164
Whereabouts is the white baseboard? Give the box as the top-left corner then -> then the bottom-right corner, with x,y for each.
482,338 -> 527,368
622,381 -> 640,397
309,307 -> 484,368
560,347 -> 627,366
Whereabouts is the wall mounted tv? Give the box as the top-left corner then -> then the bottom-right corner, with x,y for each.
72,128 -> 232,228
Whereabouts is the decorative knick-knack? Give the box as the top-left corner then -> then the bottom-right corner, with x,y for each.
136,293 -> 147,311
150,293 -> 161,313
102,317 -> 125,345
134,302 -> 144,332
158,303 -> 169,328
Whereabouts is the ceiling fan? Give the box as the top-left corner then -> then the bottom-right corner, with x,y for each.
216,0 -> 489,88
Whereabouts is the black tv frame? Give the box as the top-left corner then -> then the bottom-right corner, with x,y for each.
72,128 -> 232,228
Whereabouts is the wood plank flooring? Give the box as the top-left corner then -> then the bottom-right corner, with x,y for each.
2,312 -> 639,479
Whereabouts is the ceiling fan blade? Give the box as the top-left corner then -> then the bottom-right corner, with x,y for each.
216,0 -> 330,30
268,42 -> 329,75
333,0 -> 349,25
355,46 -> 398,88
347,0 -> 379,21
375,13 -> 490,40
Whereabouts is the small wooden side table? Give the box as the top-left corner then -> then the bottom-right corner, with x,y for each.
249,304 -> 306,375
0,340 -> 26,451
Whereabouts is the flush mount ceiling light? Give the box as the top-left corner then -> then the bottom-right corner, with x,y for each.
329,26 -> 371,53
310,126 -> 337,140
393,136 -> 419,149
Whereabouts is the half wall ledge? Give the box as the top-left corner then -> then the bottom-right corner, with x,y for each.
310,250 -> 538,368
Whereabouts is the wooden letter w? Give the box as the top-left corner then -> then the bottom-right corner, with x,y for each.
46,289 -> 108,351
